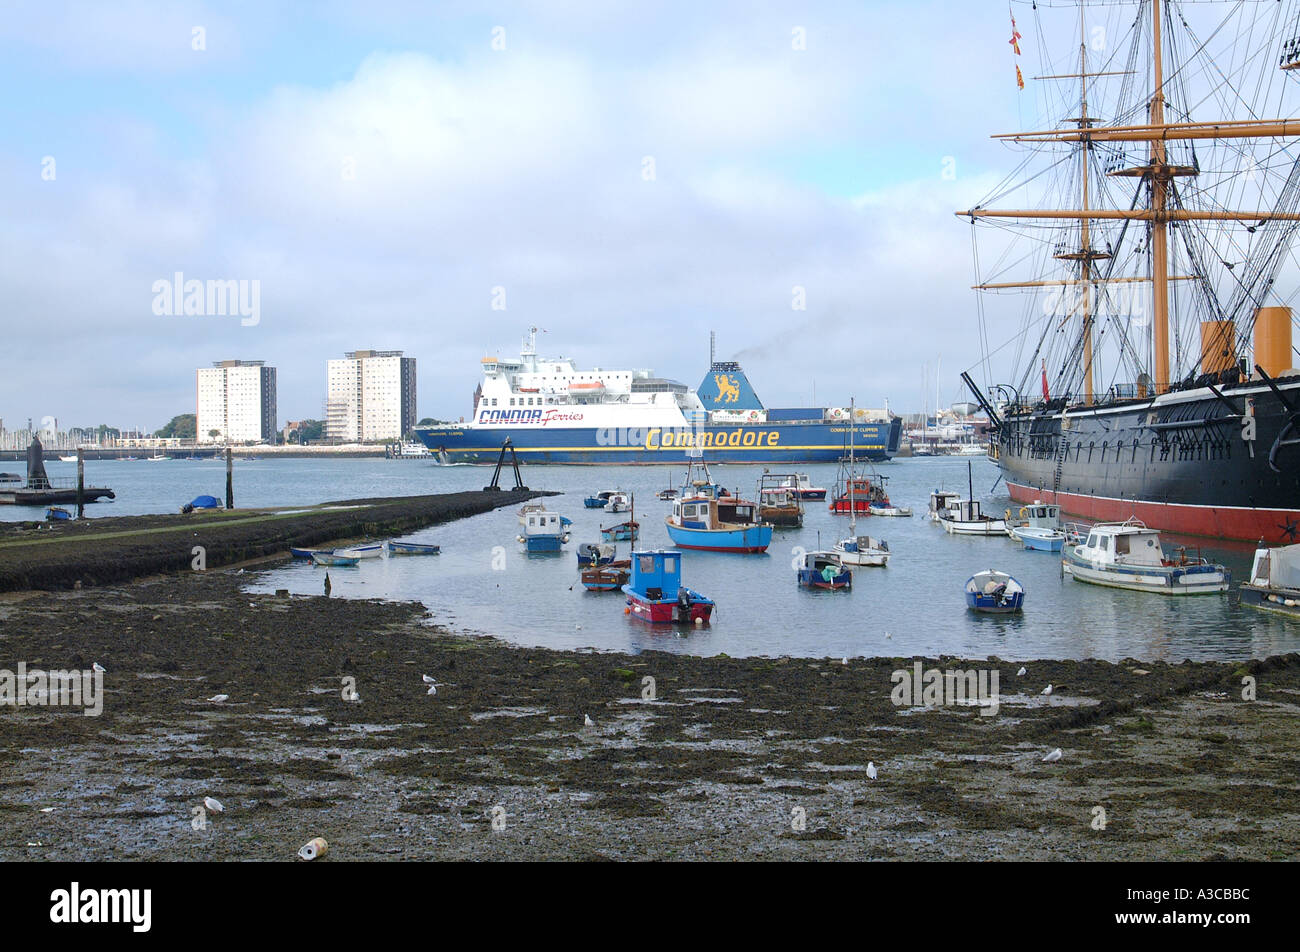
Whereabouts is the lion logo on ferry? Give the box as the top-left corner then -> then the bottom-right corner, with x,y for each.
714,374 -> 740,404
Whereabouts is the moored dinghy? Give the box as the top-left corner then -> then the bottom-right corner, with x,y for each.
576,542 -> 616,566
622,550 -> 714,624
386,540 -> 441,555
290,546 -> 333,559
965,570 -> 1024,613
1063,520 -> 1229,595
1241,543 -> 1300,617
796,550 -> 852,589
336,542 -> 384,559
312,552 -> 360,567
581,559 -> 631,592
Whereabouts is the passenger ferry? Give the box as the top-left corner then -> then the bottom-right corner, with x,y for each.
415,329 -> 901,464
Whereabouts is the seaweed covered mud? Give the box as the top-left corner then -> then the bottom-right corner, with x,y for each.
2,567 -> 1298,861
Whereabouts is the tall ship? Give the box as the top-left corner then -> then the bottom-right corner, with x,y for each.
414,329 -> 901,464
962,0 -> 1300,543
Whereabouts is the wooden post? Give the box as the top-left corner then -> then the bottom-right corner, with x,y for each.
76,447 -> 85,519
225,448 -> 234,509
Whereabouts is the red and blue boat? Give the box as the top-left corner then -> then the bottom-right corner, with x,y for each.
622,550 -> 714,624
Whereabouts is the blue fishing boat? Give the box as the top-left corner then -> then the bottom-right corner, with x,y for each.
666,493 -> 771,553
965,570 -> 1025,613
796,551 -> 852,590
312,552 -> 360,567
576,542 -> 615,566
518,506 -> 570,552
386,540 -> 441,556
1006,503 -> 1066,552
622,550 -> 714,624
45,506 -> 72,521
584,493 -> 611,508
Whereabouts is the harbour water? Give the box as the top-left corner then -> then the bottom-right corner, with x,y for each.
6,456 -> 1295,662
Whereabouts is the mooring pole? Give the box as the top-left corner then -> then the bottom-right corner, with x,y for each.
76,447 -> 85,519
226,448 -> 234,509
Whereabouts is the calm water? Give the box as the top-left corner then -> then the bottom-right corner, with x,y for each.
7,456 -> 1297,661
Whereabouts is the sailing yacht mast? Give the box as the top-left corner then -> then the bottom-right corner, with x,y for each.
849,398 -> 856,535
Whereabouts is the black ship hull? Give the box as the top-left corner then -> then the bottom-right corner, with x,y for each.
994,377 -> 1300,543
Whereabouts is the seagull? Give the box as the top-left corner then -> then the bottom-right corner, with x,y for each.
207,694 -> 229,703
1041,684 -> 1053,695
422,674 -> 436,684
426,684 -> 437,696
584,714 -> 595,729
1042,748 -> 1063,763
1017,666 -> 1027,677
91,662 -> 105,673
866,762 -> 878,781
203,796 -> 224,813
236,568 -> 245,575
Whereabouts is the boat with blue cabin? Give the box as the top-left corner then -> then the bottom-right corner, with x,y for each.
414,328 -> 901,464
622,550 -> 715,624
965,570 -> 1025,613
1063,520 -> 1229,595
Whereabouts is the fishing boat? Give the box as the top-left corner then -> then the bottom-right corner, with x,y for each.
965,570 -> 1025,613
1007,503 -> 1067,552
1241,543 -> 1300,618
576,542 -> 616,566
778,473 -> 827,500
583,491 -> 615,509
600,521 -> 639,542
829,473 -> 889,514
58,455 -> 77,463
666,484 -> 772,553
336,542 -> 384,559
656,474 -> 680,500
833,414 -> 891,565
604,491 -> 631,513
1063,520 -> 1229,595
962,2 -> 1300,545
518,506 -> 571,552
386,540 -> 441,555
757,475 -> 804,527
311,552 -> 360,567
938,463 -> 1007,536
796,550 -> 852,590
581,559 -> 631,592
290,547 -> 332,559
928,490 -> 961,523
622,550 -> 714,624
45,506 -> 72,521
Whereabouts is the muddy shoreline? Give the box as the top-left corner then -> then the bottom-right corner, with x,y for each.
2,565 -> 1298,861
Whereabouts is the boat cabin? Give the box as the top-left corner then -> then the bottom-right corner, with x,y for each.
1021,503 -> 1060,529
628,550 -> 683,601
523,510 -> 566,536
674,495 -> 761,530
1076,522 -> 1167,567
1249,543 -> 1300,592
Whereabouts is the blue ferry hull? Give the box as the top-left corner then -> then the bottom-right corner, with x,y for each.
414,419 -> 902,465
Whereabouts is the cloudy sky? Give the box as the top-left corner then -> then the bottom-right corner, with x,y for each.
1,0 -> 1074,430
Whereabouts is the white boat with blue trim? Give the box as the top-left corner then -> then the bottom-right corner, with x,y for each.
1063,520 -> 1229,595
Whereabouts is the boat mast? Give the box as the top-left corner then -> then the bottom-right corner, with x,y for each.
1149,0 -> 1170,393
1077,5 -> 1096,404
849,397 -> 856,534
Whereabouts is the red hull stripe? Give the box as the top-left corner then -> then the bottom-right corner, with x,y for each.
1007,482 -> 1300,543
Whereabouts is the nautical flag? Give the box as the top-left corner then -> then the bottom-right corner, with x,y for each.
1009,15 -> 1022,55
1041,359 -> 1050,400
1016,64 -> 1025,90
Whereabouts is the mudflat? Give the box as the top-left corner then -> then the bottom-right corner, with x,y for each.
2,568 -> 1297,861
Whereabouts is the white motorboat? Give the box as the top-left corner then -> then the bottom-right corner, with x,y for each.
1241,543 -> 1300,617
1062,520 -> 1229,595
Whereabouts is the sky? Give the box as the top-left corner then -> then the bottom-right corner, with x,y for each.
0,0 -> 1074,431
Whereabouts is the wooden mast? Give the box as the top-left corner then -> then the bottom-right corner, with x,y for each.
961,1 -> 1300,400
1150,0 -> 1170,392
